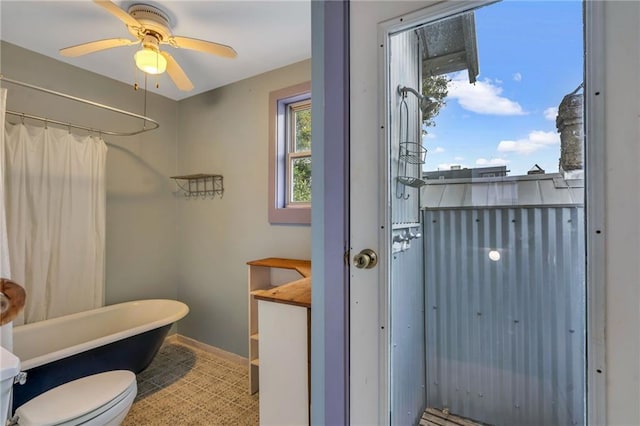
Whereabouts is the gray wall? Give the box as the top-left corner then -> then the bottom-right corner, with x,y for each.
1,41 -> 311,357
0,41 -> 179,305
176,60 -> 312,356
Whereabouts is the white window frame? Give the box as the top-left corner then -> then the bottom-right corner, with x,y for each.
286,99 -> 312,207
268,81 -> 312,224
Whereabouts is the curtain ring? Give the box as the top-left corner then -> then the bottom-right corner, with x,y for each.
20,113 -> 24,125
68,124 -> 72,134
44,119 -> 48,129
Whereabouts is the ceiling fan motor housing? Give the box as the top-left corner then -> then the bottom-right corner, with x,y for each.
141,34 -> 161,51
127,4 -> 172,41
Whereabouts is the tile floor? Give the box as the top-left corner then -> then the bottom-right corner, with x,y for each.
123,340 -> 259,425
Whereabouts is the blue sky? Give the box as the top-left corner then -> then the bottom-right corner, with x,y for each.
422,0 -> 583,176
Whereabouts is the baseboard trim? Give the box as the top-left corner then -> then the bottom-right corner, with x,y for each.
165,333 -> 247,366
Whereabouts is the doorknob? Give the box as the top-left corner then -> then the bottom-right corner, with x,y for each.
353,249 -> 378,269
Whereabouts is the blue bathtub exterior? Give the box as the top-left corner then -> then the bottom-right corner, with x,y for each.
12,324 -> 171,412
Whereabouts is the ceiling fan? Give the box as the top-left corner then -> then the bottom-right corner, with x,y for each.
59,0 -> 238,91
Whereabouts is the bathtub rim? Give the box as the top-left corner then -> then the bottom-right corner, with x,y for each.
13,299 -> 188,370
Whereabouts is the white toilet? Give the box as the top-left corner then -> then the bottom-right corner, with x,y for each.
1,346 -> 137,426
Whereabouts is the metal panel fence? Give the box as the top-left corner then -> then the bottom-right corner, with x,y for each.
423,207 -> 585,426
391,240 -> 426,425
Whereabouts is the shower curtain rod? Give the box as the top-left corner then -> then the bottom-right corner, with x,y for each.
0,74 -> 159,136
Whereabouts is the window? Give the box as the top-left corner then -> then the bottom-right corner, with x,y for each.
268,82 -> 311,224
287,99 -> 312,205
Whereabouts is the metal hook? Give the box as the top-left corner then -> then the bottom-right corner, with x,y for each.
395,179 -> 411,200
398,84 -> 434,114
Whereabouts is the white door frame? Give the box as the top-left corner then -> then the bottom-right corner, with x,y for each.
584,1 -> 606,424
345,1 -> 605,425
349,2 -> 494,424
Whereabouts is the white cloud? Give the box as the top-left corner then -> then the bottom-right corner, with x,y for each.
476,157 -> 509,166
497,130 -> 560,155
423,133 -> 437,140
544,106 -> 558,121
513,72 -> 522,82
432,147 -> 445,154
447,72 -> 526,116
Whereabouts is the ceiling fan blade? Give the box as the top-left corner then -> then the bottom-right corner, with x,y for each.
59,38 -> 140,57
161,51 -> 194,91
168,36 -> 237,59
93,0 -> 143,29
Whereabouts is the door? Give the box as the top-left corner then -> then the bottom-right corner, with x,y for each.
349,2 -> 477,423
349,1 -> 591,425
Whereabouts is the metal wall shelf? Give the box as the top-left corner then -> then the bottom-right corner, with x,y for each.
171,174 -> 224,198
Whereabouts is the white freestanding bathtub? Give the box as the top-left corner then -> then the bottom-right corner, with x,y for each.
10,299 -> 189,410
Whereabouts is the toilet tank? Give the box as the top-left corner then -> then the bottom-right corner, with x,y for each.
0,346 -> 20,423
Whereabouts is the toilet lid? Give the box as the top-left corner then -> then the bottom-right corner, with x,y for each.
15,370 -> 137,426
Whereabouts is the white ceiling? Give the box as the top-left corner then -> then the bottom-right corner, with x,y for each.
0,0 -> 311,101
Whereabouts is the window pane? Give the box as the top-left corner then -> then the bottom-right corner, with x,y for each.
295,108 -> 312,152
291,157 -> 312,203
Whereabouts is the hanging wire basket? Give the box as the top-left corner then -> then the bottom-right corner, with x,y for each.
399,142 -> 427,164
397,176 -> 427,188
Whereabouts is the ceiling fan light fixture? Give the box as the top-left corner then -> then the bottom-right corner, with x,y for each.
61,1 -> 235,91
134,47 -> 167,74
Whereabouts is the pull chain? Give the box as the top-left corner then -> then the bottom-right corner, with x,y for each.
155,50 -> 160,89
133,61 -> 139,91
143,73 -> 148,129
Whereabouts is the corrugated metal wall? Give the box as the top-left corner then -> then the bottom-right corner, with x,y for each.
423,207 -> 585,426
391,243 -> 426,425
390,29 -> 421,225
389,29 -> 426,425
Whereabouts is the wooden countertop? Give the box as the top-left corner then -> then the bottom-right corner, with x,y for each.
251,277 -> 311,308
247,258 -> 311,278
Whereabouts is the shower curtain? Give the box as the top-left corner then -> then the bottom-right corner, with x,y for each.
3,120 -> 107,324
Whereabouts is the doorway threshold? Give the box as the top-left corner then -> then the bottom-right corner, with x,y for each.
420,407 -> 486,426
